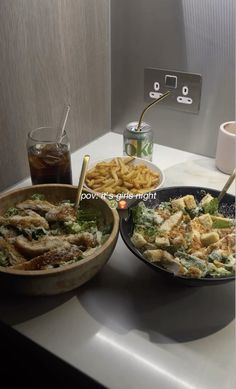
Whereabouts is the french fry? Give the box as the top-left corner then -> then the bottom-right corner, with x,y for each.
115,186 -> 129,193
111,169 -> 119,182
124,170 -> 136,180
147,175 -> 152,187
92,184 -> 104,189
103,178 -> 115,187
85,157 -> 160,194
92,177 -> 107,184
123,181 -> 134,189
151,178 -> 159,185
86,172 -> 101,178
118,158 -> 125,174
104,186 -> 116,193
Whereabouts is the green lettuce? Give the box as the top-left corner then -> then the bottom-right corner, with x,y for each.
203,198 -> 219,215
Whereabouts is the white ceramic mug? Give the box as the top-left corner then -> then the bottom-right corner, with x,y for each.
215,121 -> 236,174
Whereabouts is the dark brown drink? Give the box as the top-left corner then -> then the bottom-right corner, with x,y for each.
28,143 -> 72,185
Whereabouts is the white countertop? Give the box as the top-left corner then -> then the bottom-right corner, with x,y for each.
0,132 -> 235,389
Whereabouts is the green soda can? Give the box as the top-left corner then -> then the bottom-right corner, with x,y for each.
123,121 -> 153,161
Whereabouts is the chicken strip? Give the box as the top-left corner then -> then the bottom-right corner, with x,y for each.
23,209 -> 47,218
0,214 -> 49,230
15,235 -> 71,258
45,204 -> 77,222
15,232 -> 95,258
17,199 -> 76,222
16,199 -> 55,213
12,245 -> 83,271
62,232 -> 97,248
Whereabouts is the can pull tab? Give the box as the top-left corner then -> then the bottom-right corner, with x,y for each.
136,91 -> 171,132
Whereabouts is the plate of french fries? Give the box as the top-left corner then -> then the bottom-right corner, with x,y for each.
84,156 -> 165,196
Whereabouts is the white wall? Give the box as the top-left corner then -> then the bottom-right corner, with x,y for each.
111,0 -> 235,157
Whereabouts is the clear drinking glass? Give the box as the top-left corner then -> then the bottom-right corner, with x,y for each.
27,126 -> 72,185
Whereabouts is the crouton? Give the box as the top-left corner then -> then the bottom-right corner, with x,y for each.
191,249 -> 207,260
155,236 -> 170,248
200,193 -> 214,207
171,236 -> 185,247
201,232 -> 220,247
143,249 -> 163,262
144,243 -> 156,250
183,195 -> 197,210
143,249 -> 174,263
171,197 -> 186,210
187,266 -> 203,278
131,232 -> 147,249
198,214 -> 213,229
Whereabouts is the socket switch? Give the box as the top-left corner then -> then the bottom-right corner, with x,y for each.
144,68 -> 202,114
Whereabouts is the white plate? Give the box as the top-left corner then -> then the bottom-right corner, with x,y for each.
84,156 -> 165,199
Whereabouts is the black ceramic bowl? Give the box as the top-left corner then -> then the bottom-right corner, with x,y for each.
120,186 -> 235,286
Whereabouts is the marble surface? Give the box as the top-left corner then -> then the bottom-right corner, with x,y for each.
165,158 -> 235,195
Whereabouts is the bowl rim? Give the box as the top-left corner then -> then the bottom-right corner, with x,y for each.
0,184 -> 120,276
120,185 -> 235,283
84,156 -> 165,197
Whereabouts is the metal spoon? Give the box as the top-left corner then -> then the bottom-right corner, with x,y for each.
217,168 -> 236,203
75,155 -> 90,210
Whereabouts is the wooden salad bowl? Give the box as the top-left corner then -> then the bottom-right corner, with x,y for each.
0,184 -> 119,295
